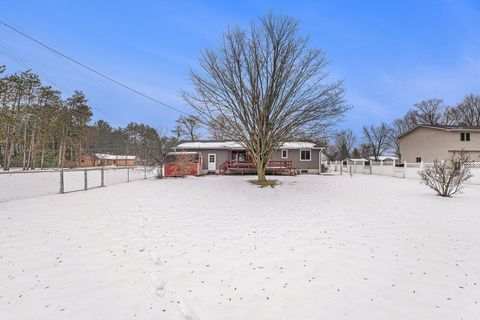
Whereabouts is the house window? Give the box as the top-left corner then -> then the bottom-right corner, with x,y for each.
231,150 -> 246,162
416,157 -> 422,163
460,132 -> 471,141
281,149 -> 288,159
300,149 -> 311,161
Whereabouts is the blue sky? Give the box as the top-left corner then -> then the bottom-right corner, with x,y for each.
1,0 -> 479,137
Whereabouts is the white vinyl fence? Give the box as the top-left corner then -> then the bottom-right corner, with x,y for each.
325,160 -> 480,185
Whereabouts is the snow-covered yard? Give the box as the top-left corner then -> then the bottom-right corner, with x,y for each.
1,174 -> 479,319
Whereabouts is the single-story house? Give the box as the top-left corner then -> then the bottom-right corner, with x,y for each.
74,153 -> 136,167
398,125 -> 480,163
369,156 -> 398,163
343,157 -> 369,165
173,140 -> 326,175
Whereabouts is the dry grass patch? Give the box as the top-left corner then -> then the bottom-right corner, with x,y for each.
248,179 -> 279,188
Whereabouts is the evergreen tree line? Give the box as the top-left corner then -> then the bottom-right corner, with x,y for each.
0,67 -> 177,170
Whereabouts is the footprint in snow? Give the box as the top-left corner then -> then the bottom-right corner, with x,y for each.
138,243 -> 146,252
150,272 -> 167,297
177,299 -> 200,320
150,251 -> 164,266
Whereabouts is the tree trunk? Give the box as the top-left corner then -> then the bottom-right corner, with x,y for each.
4,137 -> 16,171
58,140 -> 63,168
40,142 -> 45,169
78,143 -> 82,167
257,164 -> 267,183
3,140 -> 9,170
255,153 -> 269,183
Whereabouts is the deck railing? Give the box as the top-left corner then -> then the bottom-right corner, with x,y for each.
220,160 -> 293,175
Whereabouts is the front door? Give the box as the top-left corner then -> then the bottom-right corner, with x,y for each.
208,153 -> 216,172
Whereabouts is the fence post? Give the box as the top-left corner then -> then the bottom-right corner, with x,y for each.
84,169 -> 88,190
369,161 -> 372,174
101,167 -> 105,187
340,163 -> 343,175
127,167 -> 130,182
59,168 -> 64,194
144,165 -> 147,180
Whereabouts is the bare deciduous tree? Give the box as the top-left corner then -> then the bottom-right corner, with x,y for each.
334,129 -> 356,160
445,94 -> 480,126
208,115 -> 230,140
413,99 -> 446,125
152,129 -> 178,178
389,117 -> 414,158
358,143 -> 373,160
362,123 -> 391,161
183,14 -> 348,184
172,115 -> 200,141
172,153 -> 196,177
419,151 -> 472,197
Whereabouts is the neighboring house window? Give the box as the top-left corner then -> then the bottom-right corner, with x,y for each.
416,157 -> 422,163
300,149 -> 311,161
281,149 -> 288,159
460,132 -> 471,141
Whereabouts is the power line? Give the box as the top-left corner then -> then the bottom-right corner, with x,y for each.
0,20 -> 189,116
0,43 -> 126,125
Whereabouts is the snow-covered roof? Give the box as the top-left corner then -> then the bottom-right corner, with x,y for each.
369,156 -> 398,161
349,158 -> 368,162
176,141 -> 322,150
166,151 -> 201,155
280,142 -> 320,149
95,153 -> 136,160
176,141 -> 243,149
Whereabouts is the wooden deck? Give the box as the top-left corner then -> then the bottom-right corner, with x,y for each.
219,160 -> 293,175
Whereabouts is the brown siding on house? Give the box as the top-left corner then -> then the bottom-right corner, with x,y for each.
399,127 -> 480,163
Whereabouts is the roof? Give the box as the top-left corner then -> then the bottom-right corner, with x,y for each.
347,158 -> 368,162
398,125 -> 480,139
166,151 -> 201,155
176,141 -> 243,149
369,156 -> 398,161
94,153 -> 136,160
176,140 -> 323,150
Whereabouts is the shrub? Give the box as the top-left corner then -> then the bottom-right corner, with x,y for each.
172,154 -> 195,177
419,151 -> 472,197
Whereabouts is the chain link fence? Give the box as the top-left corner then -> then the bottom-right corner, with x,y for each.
0,166 -> 159,203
